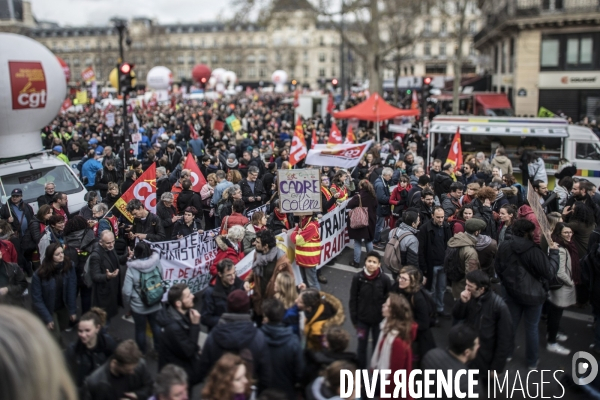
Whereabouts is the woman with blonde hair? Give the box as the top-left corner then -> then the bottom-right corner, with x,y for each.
0,305 -> 78,400
201,353 -> 253,400
227,169 -> 243,185
371,293 -> 417,396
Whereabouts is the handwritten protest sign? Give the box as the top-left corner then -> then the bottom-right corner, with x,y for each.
278,169 -> 321,214
226,115 -> 242,132
527,181 -> 553,245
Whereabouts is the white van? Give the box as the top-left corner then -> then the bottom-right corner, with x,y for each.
428,116 -> 600,186
0,152 -> 88,214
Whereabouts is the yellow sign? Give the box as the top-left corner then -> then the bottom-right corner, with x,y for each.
76,90 -> 88,105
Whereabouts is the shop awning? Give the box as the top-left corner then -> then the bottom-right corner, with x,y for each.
333,92 -> 420,121
475,94 -> 512,109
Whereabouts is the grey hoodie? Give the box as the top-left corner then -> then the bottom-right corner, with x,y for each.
122,252 -> 163,314
491,155 -> 513,176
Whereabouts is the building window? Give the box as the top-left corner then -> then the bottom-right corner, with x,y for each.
85,57 -> 93,66
425,64 -> 446,74
211,55 -> 219,63
509,38 -> 514,72
319,36 -> 325,46
288,37 -> 296,46
224,54 -> 232,63
439,42 -> 446,56
304,65 -> 309,78
470,43 -> 476,56
201,55 -> 208,64
275,52 -> 282,62
441,22 -> 447,34
332,67 -> 336,76
248,67 -> 256,78
331,52 -> 336,62
247,54 -> 256,63
424,20 -> 431,34
541,39 -> 559,67
188,55 -> 194,65
259,68 -> 267,78
424,42 -> 431,56
319,53 -> 326,62
73,58 -> 80,67
567,37 -> 593,65
273,37 -> 282,46
319,68 -> 325,77
177,55 -> 185,64
259,54 -> 267,63
154,56 -> 161,65
303,36 -> 309,46
303,51 -> 308,62
469,21 -> 477,33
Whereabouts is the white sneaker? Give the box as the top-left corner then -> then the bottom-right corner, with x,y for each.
556,333 -> 568,342
547,343 -> 571,356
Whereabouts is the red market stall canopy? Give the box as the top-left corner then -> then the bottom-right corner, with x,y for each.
333,92 -> 420,121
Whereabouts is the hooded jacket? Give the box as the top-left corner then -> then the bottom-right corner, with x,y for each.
248,247 -> 293,315
475,234 -> 498,278
0,261 -> 27,306
209,236 -> 245,284
176,190 -> 202,217
442,193 -> 461,219
434,171 -> 454,200
261,323 -> 304,398
447,232 -> 480,298
500,186 -> 519,207
198,313 -> 272,393
490,155 -> 513,176
156,305 -> 201,383
528,157 -> 547,183
305,292 -> 345,351
349,268 -> 392,326
122,252 -> 164,315
393,223 -> 420,270
200,275 -> 245,330
517,205 -> 541,245
65,332 -> 117,389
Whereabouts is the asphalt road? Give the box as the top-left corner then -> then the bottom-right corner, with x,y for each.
55,245 -> 597,399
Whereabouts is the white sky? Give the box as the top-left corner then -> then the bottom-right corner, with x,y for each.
29,0 -> 235,26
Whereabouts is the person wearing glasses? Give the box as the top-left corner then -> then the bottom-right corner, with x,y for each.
239,166 -> 266,211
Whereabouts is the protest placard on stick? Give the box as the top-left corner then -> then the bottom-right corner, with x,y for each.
278,169 -> 321,215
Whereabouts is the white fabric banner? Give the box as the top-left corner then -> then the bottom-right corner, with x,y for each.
148,201 -> 353,297
305,140 -> 373,169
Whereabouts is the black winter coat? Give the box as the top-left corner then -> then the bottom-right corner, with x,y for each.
94,167 -> 120,197
131,212 -> 166,242
88,247 -> 127,320
349,269 -> 392,325
434,172 -> 453,200
37,192 -> 54,208
81,359 -> 153,400
156,201 -> 177,239
156,176 -> 172,201
346,189 -> 377,241
471,198 -> 497,239
397,288 -> 436,361
171,218 -> 202,239
261,323 -> 304,399
176,190 -> 202,217
201,275 -> 245,330
198,313 -> 272,393
417,220 -> 452,289
452,290 -> 513,373
65,333 -> 117,388
0,200 -> 34,243
239,178 -> 267,210
495,237 -> 559,306
0,261 -> 27,306
157,305 -> 201,384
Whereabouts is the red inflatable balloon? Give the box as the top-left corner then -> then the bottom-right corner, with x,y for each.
56,56 -> 70,81
192,64 -> 211,83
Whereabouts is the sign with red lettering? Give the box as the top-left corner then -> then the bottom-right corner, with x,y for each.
9,61 -> 47,110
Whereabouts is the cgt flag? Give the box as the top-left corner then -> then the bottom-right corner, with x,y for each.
289,117 -> 307,166
306,140 -> 374,169
327,122 -> 343,145
183,153 -> 207,192
115,164 -> 157,222
344,125 -> 356,144
446,128 -> 463,168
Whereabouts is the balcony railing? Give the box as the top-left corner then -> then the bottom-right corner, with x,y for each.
474,0 -> 600,43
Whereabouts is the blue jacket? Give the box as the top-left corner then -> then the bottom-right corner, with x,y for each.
188,138 -> 205,157
374,176 -> 392,217
81,159 -> 103,188
31,264 -> 77,323
211,180 -> 233,207
261,323 -> 304,398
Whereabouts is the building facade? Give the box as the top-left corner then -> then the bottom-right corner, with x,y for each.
475,0 -> 600,121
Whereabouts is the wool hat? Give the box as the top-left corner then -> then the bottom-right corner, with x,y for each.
52,145 -> 63,153
227,289 -> 250,314
465,217 -> 487,233
89,138 -> 99,145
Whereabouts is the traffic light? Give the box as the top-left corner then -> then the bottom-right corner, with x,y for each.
407,89 -> 412,95
331,78 -> 339,88
291,79 -> 297,86
127,147 -> 135,161
119,63 -> 137,94
422,76 -> 433,119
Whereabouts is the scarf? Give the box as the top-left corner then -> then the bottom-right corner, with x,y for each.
552,233 -> 581,284
253,224 -> 266,232
370,318 -> 399,370
274,209 -> 290,230
363,267 -> 380,280
253,246 -> 280,277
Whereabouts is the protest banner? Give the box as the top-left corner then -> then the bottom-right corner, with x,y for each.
527,181 -> 553,245
76,90 -> 88,105
105,112 -> 115,127
81,67 -> 96,83
317,201 -> 351,266
247,204 -> 268,218
306,140 -> 373,169
226,114 -> 242,132
278,169 -> 321,214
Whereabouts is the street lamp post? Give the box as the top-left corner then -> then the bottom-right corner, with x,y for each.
113,18 -> 131,173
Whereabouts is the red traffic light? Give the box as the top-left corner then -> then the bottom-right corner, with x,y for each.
423,77 -> 433,85
201,77 -> 207,83
332,79 -> 338,85
120,63 -> 131,74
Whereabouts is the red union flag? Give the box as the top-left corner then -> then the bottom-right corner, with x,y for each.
183,153 -> 207,192
344,125 -> 356,144
9,61 -> 47,110
306,140 -> 373,169
114,164 -> 157,222
81,67 -> 96,82
327,122 -> 343,145
446,127 -> 463,167
289,117 -> 307,166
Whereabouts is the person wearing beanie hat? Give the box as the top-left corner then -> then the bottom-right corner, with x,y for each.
225,153 -> 239,170
198,288 -> 272,393
52,145 -> 70,164
446,218 -> 484,299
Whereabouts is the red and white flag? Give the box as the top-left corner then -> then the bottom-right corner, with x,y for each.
183,153 -> 207,192
289,117 -> 307,166
327,122 -> 343,145
189,123 -> 199,139
446,127 -> 463,167
114,164 -> 157,223
344,125 -> 356,144
411,91 -> 419,110
311,129 -> 318,149
326,92 -> 334,114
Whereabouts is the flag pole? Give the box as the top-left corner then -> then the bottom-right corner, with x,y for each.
0,178 -> 13,218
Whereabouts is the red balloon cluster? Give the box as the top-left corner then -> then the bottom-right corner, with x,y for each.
192,64 -> 211,83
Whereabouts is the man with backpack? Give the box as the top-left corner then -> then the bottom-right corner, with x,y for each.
383,210 -> 420,281
453,270 -> 512,377
418,207 -> 452,318
445,218 -> 483,300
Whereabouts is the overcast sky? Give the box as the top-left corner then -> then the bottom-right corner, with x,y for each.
29,0 -> 235,26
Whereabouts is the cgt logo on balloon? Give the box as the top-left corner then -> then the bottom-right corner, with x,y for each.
9,61 -> 47,110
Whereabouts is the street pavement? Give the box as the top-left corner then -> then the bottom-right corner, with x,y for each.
56,245 -> 597,399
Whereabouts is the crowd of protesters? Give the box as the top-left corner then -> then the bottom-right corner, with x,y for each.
2,91 -> 600,399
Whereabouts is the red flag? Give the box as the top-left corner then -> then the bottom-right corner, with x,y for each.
189,123 -> 199,140
327,122 -> 343,145
446,128 -> 463,168
411,91 -> 419,110
213,120 -> 224,132
183,153 -> 207,192
289,117 -> 307,166
327,92 -> 334,114
60,97 -> 72,113
311,129 -> 318,149
344,125 -> 356,144
114,164 -> 157,223
293,89 -> 300,108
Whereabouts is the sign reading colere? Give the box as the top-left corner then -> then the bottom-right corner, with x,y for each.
278,169 -> 321,214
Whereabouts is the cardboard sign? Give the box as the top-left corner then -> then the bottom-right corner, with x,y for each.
278,169 -> 321,214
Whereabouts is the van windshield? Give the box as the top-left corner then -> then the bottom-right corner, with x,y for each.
1,165 -> 83,204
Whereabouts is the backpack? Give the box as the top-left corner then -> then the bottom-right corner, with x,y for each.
443,246 -> 464,282
383,228 -> 413,275
135,266 -> 167,307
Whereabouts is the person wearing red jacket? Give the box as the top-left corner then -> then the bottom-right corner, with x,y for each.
209,225 -> 246,285
291,215 -> 322,290
370,293 -> 418,398
389,176 -> 412,226
0,238 -> 17,263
